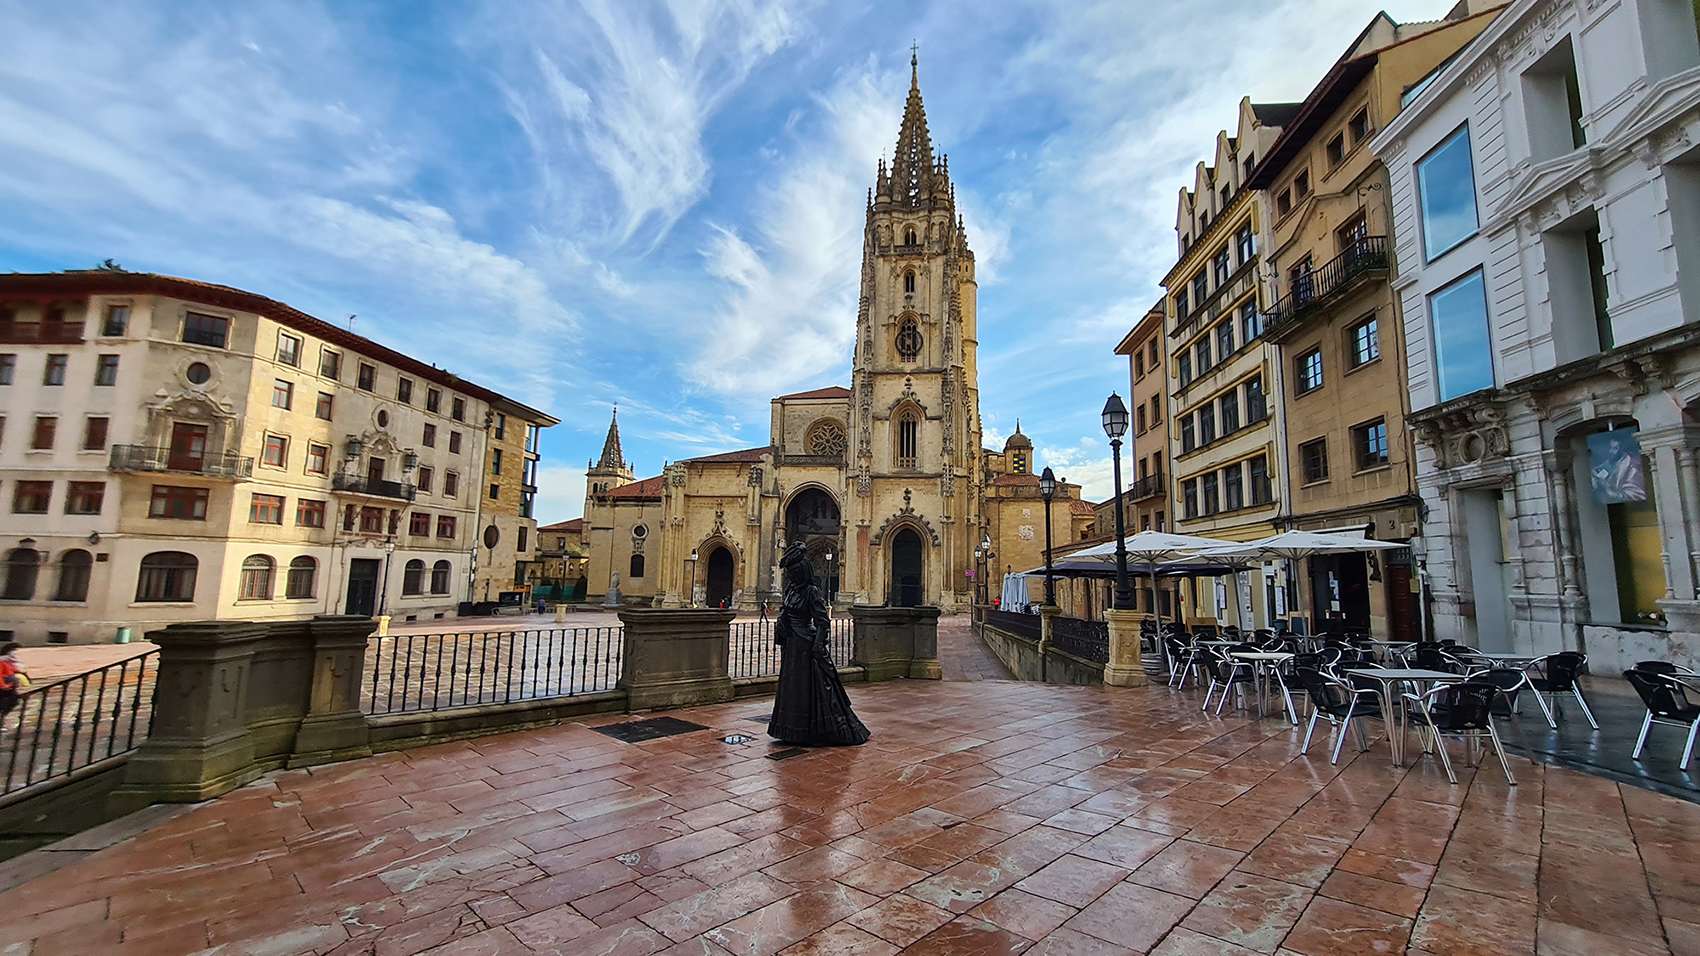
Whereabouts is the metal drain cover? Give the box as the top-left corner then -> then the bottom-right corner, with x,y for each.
591,716 -> 710,743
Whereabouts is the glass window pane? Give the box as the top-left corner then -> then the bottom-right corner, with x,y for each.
1417,124 -> 1478,261
1428,269 -> 1496,400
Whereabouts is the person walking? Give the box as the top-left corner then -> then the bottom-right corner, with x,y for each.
0,642 -> 26,721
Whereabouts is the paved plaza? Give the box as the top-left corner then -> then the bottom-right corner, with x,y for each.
4,626 -> 1699,955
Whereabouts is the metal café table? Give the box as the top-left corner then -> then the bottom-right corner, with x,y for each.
1453,651 -> 1557,727
1362,640 -> 1416,665
1231,651 -> 1296,723
1342,668 -> 1467,765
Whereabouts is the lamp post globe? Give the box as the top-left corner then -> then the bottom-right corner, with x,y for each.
1102,393 -> 1134,610
1039,466 -> 1057,607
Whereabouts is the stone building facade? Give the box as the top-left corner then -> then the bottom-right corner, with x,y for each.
579,57 -> 994,611
1113,303 -> 1172,538
980,425 -> 1095,587
0,270 -> 551,644
1246,4 -> 1497,639
1375,0 -> 1700,669
469,400 -> 557,604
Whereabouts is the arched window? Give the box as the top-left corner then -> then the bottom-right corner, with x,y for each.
286,556 -> 317,599
239,555 -> 275,601
904,227 -> 918,246
2,548 -> 40,601
897,410 -> 920,469
430,560 -> 452,594
53,550 -> 92,602
136,551 -> 196,602
402,559 -> 425,596
629,554 -> 646,579
896,317 -> 922,362
903,270 -> 916,294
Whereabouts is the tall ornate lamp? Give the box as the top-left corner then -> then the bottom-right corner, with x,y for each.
1101,393 -> 1134,610
1039,466 -> 1057,607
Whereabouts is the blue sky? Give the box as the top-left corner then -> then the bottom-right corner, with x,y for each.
0,0 -> 1455,521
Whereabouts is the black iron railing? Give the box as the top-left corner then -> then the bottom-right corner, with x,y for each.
728,616 -> 854,679
1129,472 -> 1165,501
333,474 -> 418,501
364,627 -> 621,715
1265,236 -> 1389,331
2,649 -> 158,796
1051,617 -> 1110,663
109,445 -> 254,479
985,609 -> 1043,642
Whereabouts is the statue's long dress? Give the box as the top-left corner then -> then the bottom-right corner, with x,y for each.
767,586 -> 870,746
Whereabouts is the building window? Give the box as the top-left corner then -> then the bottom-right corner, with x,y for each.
53,550 -> 92,602
357,362 -> 376,391
1,549 -> 39,601
518,526 -> 528,553
1202,472 -> 1219,515
1295,349 -> 1323,394
430,560 -> 452,594
1135,350 -> 1145,377
31,416 -> 56,450
1136,406 -> 1147,434
262,434 -> 288,468
319,348 -> 341,379
423,423 -> 436,447
426,387 -> 441,413
149,485 -> 208,520
0,354 -> 12,384
1198,405 -> 1216,445
296,498 -> 326,528
182,312 -> 229,348
444,471 -> 459,498
1300,437 -> 1329,484
1277,189 -> 1293,217
897,410 -> 920,468
451,397 -> 466,422
250,493 -> 285,525
489,483 -> 500,501
304,442 -> 329,475
1149,395 -> 1162,426
1417,124 -> 1478,261
1428,269 -> 1495,400
1215,320 -> 1234,360
630,553 -> 646,579
1347,316 -> 1380,368
272,378 -> 293,409
1249,455 -> 1272,505
904,270 -> 916,294
417,466 -> 434,494
315,392 -> 333,421
1183,479 -> 1198,519
492,448 -> 503,475
359,506 -> 385,534
1212,247 -> 1230,286
437,515 -> 456,539
1191,271 -> 1208,306
95,354 -> 119,386
495,413 -> 506,440
239,555 -> 275,600
1195,337 -> 1212,373
1295,169 -> 1311,199
1240,299 -> 1263,343
409,511 -> 431,536
1180,414 -> 1196,453
286,557 -> 317,599
66,481 -> 104,515
1353,418 -> 1390,471
1175,289 -> 1190,319
896,317 -> 922,361
1236,223 -> 1255,264
1220,390 -> 1239,433
449,431 -> 462,454
102,305 -> 129,336
1523,36 -> 1586,159
13,481 -> 51,514
136,552 -> 197,602
397,377 -> 413,404
403,559 -> 425,595
44,354 -> 67,386
1348,107 -> 1370,144
277,333 -> 301,367
1177,352 -> 1192,387
1326,132 -> 1345,169
83,416 -> 109,451
1223,462 -> 1244,511
1246,374 -> 1267,422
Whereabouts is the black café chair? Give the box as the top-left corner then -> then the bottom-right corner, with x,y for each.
1200,648 -> 1255,716
1477,667 -> 1536,720
1404,679 -> 1517,786
1412,643 -> 1465,674
1295,666 -> 1382,764
1165,634 -> 1201,688
1530,651 -> 1598,729
1625,667 -> 1700,770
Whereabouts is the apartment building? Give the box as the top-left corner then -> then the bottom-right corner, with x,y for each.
0,270 -> 553,644
1246,4 -> 1499,639
470,400 -> 559,604
1164,98 -> 1294,627
1113,301 -> 1175,615
1376,0 -> 1700,669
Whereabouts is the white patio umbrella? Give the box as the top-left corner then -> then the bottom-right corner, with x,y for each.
1195,530 -> 1409,634
1069,531 -> 1240,642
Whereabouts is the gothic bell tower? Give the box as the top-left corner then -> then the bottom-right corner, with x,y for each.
845,51 -> 982,610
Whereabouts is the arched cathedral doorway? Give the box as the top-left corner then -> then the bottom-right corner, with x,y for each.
890,528 -> 924,607
785,488 -> 841,602
704,547 -> 735,609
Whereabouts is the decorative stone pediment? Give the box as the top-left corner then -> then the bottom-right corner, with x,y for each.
1412,400 -> 1509,470
871,488 -> 942,547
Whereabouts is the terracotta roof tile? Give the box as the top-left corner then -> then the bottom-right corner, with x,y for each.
539,518 -> 583,532
1069,499 -> 1098,516
992,473 -> 1040,486
608,476 -> 665,500
775,386 -> 851,400
686,446 -> 770,464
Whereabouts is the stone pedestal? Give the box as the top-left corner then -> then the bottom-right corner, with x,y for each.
1038,605 -> 1059,682
291,616 -> 376,767
1103,609 -> 1149,687
850,606 -> 942,680
618,608 -> 735,710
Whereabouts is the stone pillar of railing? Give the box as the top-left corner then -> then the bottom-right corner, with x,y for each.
1103,608 -> 1149,687
108,621 -> 270,812
291,615 -> 376,767
618,608 -> 735,710
850,606 -> 942,680
1038,604 -> 1059,682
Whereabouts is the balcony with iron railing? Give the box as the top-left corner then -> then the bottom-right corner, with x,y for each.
109,445 -> 254,479
332,473 -> 418,501
1128,471 -> 1165,501
1263,236 -> 1390,340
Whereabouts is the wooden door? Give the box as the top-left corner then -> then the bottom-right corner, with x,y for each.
167,423 -> 208,471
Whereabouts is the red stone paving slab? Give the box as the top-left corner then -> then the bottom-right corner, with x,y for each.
8,668 -> 1700,954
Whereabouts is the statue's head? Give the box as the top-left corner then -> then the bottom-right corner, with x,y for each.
780,541 -> 813,589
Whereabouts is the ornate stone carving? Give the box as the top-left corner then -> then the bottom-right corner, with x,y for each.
1414,402 -> 1510,469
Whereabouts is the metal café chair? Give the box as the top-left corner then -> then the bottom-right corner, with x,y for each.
1529,651 -> 1598,729
1295,666 -> 1383,764
1200,647 -> 1256,716
1625,666 -> 1700,770
1403,679 -> 1517,786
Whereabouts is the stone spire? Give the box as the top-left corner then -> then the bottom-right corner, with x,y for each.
890,47 -> 937,207
596,407 -> 625,471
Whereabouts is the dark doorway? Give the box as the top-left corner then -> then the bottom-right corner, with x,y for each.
1385,549 -> 1420,642
168,422 -> 208,472
367,456 -> 386,486
346,558 -> 381,617
890,528 -> 924,607
1310,554 -> 1370,633
705,547 -> 734,609
785,488 -> 841,602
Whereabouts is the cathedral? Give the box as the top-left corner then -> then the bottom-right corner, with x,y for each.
577,56 -> 1091,611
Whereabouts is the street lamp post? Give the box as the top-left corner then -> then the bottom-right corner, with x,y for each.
1039,466 -> 1057,607
1102,393 -> 1135,610
686,550 -> 699,608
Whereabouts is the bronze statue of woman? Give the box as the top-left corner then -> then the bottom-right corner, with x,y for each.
767,541 -> 870,746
